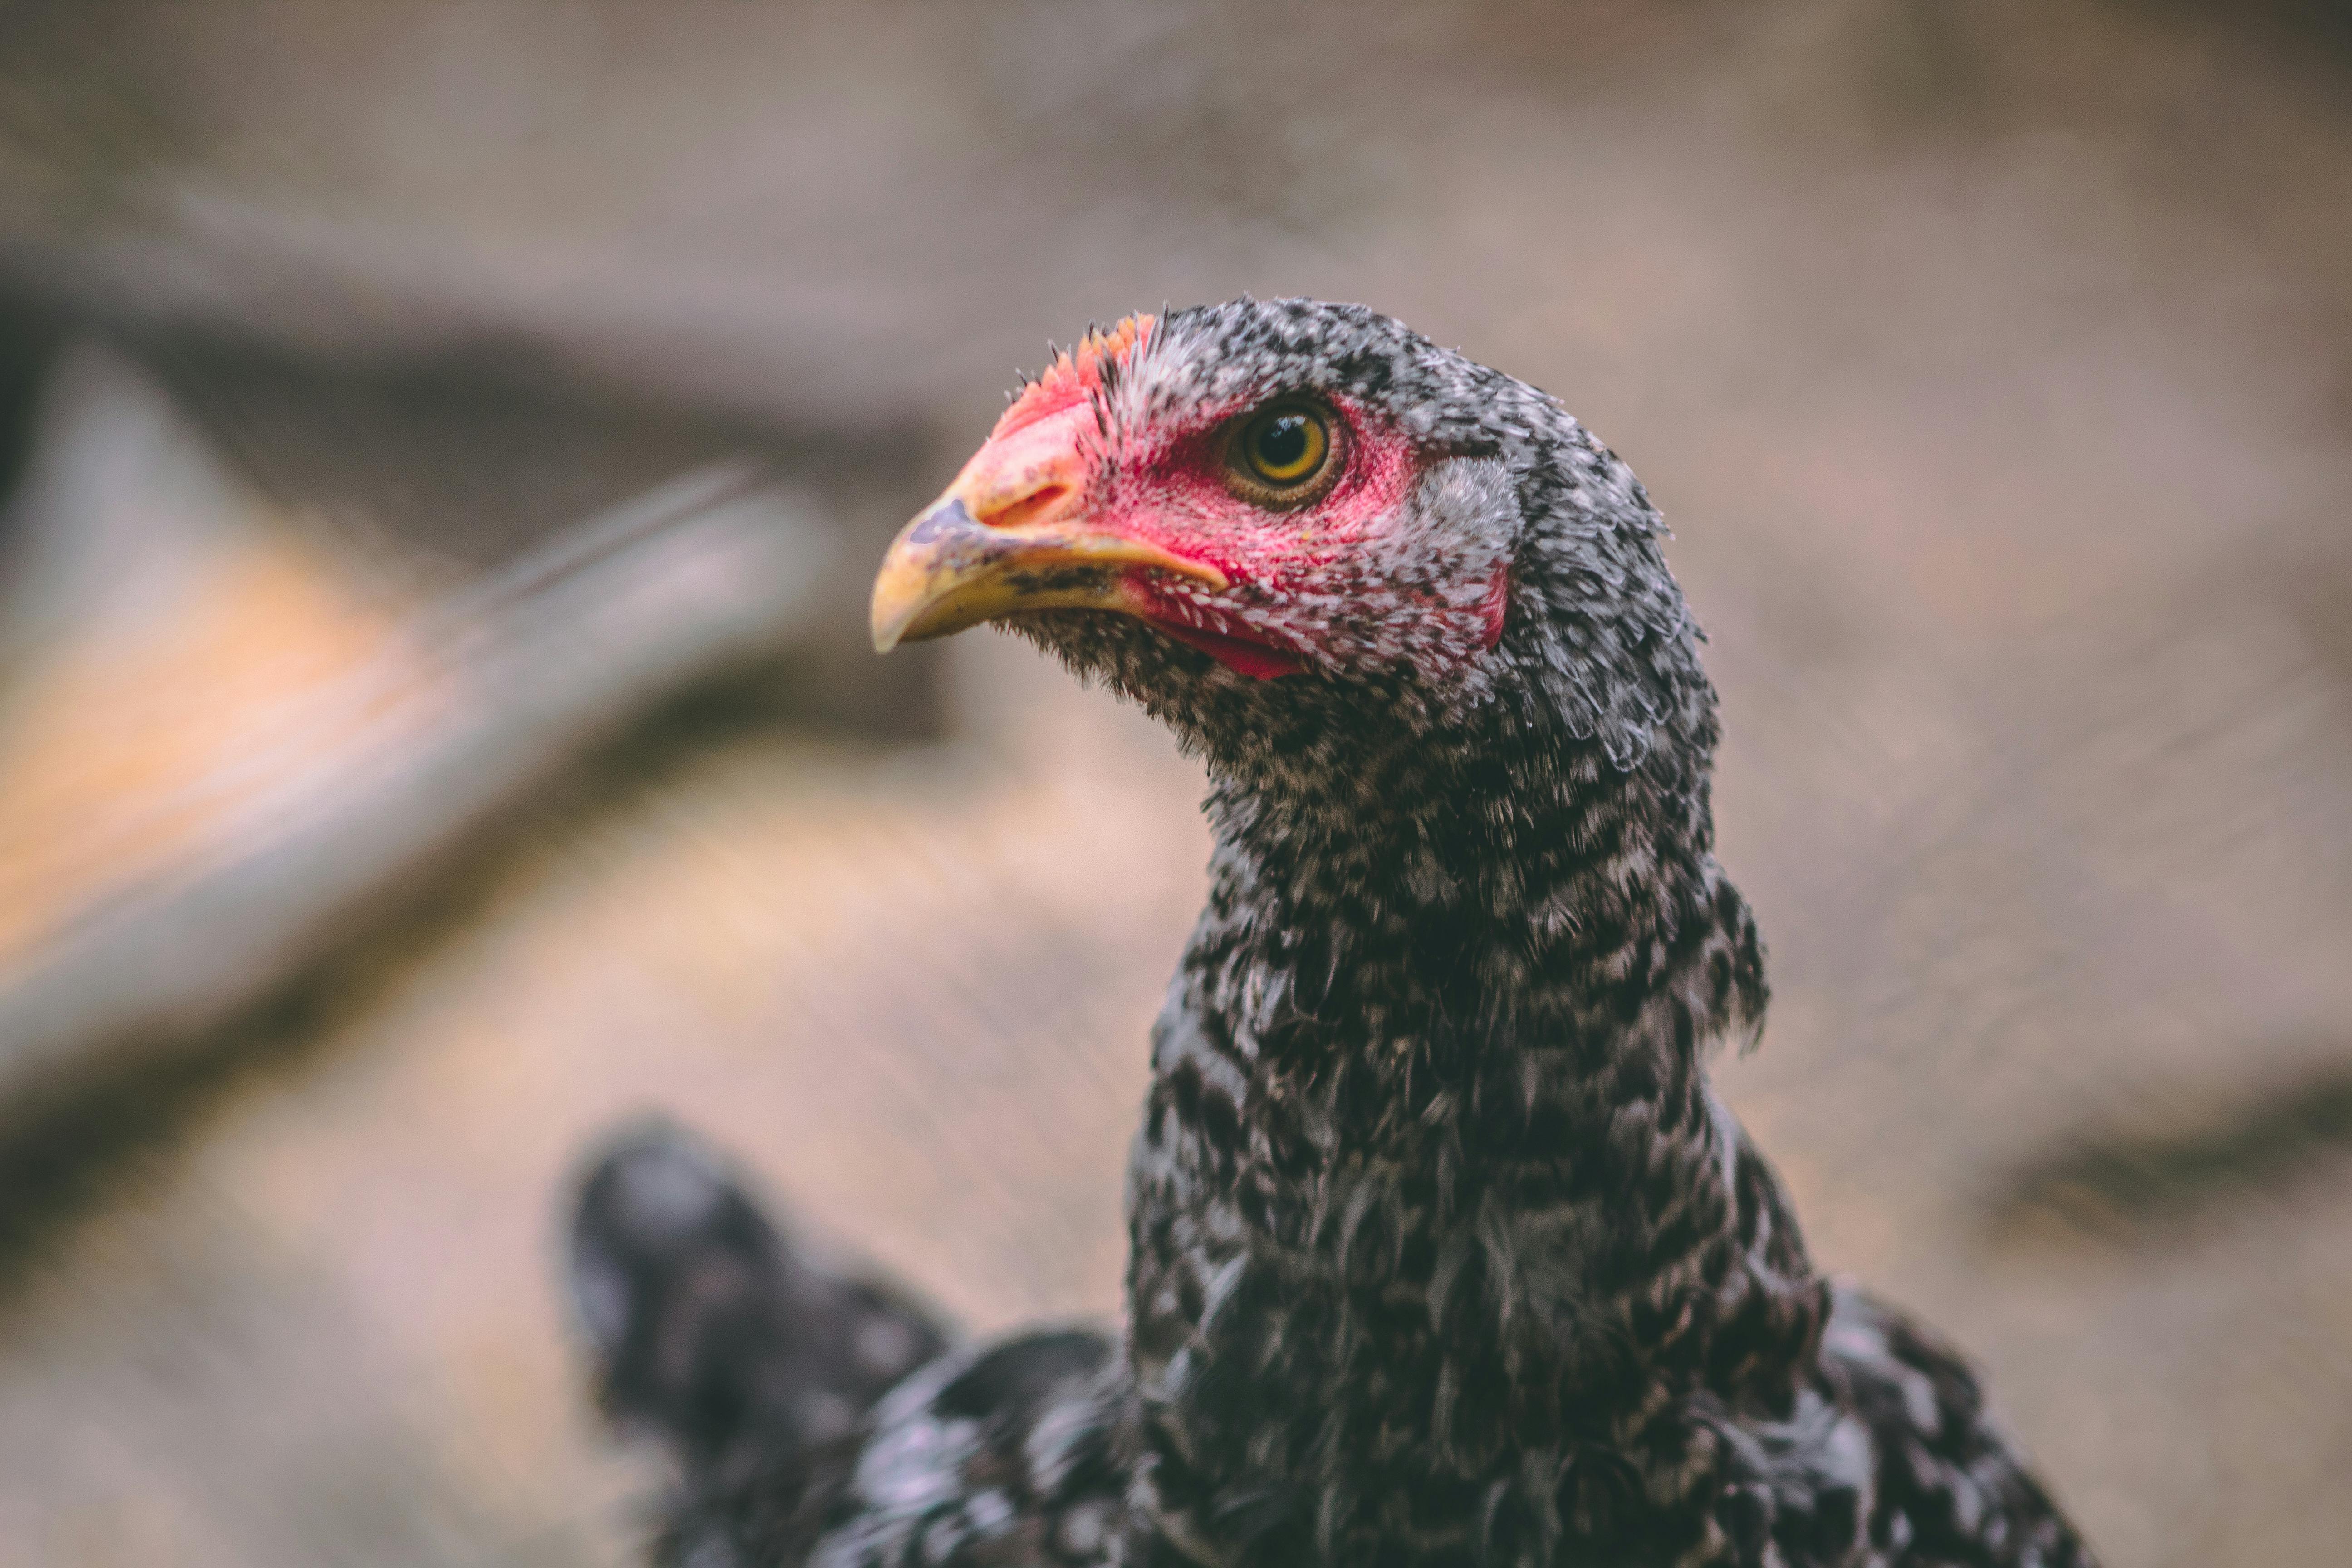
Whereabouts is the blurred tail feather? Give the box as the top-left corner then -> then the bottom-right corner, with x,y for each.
568,1119 -> 950,1472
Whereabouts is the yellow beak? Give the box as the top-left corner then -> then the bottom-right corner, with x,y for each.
869,407 -> 1227,652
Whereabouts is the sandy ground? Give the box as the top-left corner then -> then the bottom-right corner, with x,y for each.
0,4 -> 2349,1564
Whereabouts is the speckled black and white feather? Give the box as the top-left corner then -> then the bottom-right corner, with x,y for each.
571,299 -> 2095,1568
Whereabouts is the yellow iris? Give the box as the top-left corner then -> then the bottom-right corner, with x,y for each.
1238,406 -> 1331,489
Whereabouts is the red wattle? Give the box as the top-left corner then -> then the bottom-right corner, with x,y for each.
1479,565 -> 1512,647
1150,618 -> 1305,680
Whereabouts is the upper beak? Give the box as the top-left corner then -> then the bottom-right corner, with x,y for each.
870,409 -> 1226,652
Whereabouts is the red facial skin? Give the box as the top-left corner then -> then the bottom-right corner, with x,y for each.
1119,394 -> 1413,676
983,322 -> 1509,681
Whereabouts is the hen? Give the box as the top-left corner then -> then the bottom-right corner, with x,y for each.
570,298 -> 2095,1567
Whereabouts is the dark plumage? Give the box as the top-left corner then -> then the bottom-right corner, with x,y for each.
571,1125 -> 951,1557
568,298 -> 2096,1566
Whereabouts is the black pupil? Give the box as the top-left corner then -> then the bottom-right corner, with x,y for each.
1256,415 -> 1311,473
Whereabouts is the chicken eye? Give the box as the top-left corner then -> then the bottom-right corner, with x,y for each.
1234,405 -> 1333,494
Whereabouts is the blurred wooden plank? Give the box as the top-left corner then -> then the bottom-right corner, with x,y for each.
0,349 -> 843,1141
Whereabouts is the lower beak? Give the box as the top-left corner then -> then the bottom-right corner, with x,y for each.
869,496 -> 1226,652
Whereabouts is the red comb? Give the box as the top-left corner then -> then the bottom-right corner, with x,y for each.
994,314 -> 1155,438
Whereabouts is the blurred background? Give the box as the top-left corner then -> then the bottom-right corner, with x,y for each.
0,1 -> 2348,1562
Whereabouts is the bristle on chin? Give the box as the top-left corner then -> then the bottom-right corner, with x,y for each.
993,314 -> 1154,438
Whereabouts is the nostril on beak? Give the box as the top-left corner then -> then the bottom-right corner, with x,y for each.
987,484 -> 1070,532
